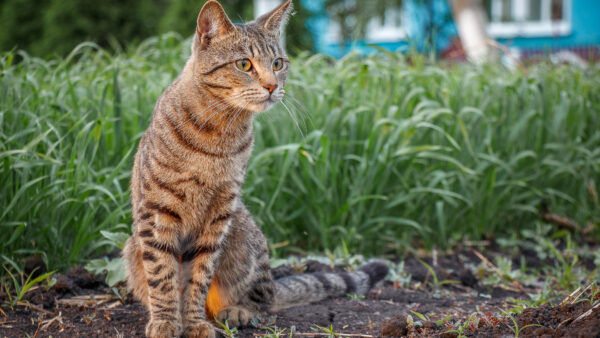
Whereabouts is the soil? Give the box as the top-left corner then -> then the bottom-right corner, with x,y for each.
1,246 -> 599,338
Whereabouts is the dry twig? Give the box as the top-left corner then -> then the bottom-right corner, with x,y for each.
556,317 -> 573,330
57,294 -> 117,307
40,312 -> 63,332
571,283 -> 594,304
561,287 -> 582,305
32,317 -> 43,338
540,212 -> 580,231
0,319 -> 16,329
473,250 -> 506,279
571,302 -> 600,325
473,250 -> 526,292
539,203 -> 580,231
561,282 -> 595,305
15,301 -> 53,315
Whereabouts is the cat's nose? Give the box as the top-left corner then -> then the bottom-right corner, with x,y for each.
263,84 -> 278,94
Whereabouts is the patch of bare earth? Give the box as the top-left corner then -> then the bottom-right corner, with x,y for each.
1,248 -> 598,337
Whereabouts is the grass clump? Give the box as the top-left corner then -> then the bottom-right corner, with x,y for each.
1,34 -> 599,272
1,256 -> 55,310
1,35 -> 186,270
251,52 -> 600,255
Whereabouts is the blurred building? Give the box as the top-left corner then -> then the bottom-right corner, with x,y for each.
254,0 -> 600,61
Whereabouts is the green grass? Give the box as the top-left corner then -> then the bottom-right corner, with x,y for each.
1,34 -> 599,271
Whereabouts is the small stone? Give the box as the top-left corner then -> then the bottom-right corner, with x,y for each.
380,315 -> 408,337
458,268 -> 478,288
67,265 -> 98,288
24,256 -> 47,278
53,274 -> 75,293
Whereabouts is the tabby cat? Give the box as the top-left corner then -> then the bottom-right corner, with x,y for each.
122,1 -> 388,337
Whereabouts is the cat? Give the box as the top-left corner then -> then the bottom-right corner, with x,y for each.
122,1 -> 388,337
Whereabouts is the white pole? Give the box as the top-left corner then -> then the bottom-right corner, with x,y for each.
451,0 -> 495,63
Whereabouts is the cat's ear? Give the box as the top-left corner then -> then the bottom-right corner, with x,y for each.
195,0 -> 235,50
255,0 -> 293,36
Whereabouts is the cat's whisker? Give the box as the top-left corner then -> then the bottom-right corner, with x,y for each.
284,95 -> 313,130
281,98 -> 310,136
282,98 -> 308,132
281,100 -> 304,138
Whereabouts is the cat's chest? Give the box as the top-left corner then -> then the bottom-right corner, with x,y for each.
184,148 -> 250,182
181,172 -> 244,225
181,155 -> 247,200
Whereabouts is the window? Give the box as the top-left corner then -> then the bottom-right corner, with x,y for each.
364,8 -> 406,42
483,0 -> 571,37
324,1 -> 406,43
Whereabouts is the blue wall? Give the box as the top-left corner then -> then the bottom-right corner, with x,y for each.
302,0 -> 600,57
304,0 -> 455,58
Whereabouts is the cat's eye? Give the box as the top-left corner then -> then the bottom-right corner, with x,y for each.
272,58 -> 284,71
236,59 -> 253,72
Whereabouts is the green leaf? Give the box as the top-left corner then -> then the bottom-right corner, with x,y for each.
100,231 -> 130,248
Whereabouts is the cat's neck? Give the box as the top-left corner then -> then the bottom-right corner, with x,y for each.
167,68 -> 254,148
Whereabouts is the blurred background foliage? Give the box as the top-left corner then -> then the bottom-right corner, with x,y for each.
0,0 -> 598,273
0,0 -> 314,57
324,0 -> 405,42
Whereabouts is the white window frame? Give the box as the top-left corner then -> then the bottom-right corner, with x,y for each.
486,0 -> 572,38
364,8 -> 407,43
324,5 -> 406,43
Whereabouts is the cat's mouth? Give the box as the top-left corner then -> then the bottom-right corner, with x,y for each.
264,91 -> 285,104
240,99 -> 273,114
256,95 -> 280,106
240,91 -> 285,113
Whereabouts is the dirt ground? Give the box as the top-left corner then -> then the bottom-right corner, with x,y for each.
1,246 -> 599,337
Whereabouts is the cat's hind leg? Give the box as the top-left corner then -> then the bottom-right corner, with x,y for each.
214,256 -> 274,327
211,208 -> 274,327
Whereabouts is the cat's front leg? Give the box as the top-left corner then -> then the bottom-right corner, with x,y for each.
181,183 -> 239,336
139,222 -> 182,338
180,244 -> 221,338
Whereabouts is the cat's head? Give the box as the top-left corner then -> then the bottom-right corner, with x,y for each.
190,0 -> 293,114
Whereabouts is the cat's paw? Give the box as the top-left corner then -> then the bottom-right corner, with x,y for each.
182,321 -> 215,338
217,306 -> 253,327
145,319 -> 181,338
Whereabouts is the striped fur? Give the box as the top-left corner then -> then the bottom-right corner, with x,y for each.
273,262 -> 389,310
122,1 -> 387,337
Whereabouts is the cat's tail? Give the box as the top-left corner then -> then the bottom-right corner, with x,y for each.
272,262 -> 388,310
